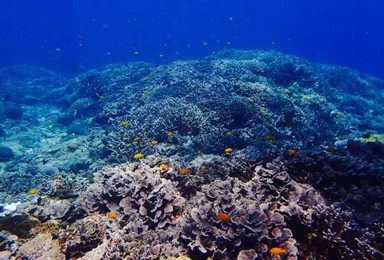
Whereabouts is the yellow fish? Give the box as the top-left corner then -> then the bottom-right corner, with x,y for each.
159,164 -> 168,171
260,108 -> 268,115
133,153 -> 144,159
29,188 -> 39,195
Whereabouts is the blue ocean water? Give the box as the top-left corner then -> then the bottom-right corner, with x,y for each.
1,0 -> 384,78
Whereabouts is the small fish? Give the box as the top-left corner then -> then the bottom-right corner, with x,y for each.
262,134 -> 275,141
29,188 -> 39,195
179,168 -> 190,175
150,140 -> 158,146
325,147 -> 337,153
134,136 -> 141,142
167,131 -> 174,138
335,113 -> 343,119
133,153 -> 144,159
282,119 -> 294,127
270,247 -> 286,256
217,212 -> 230,222
133,51 -> 139,55
159,163 -> 168,171
225,131 -> 232,136
108,212 -> 118,220
224,148 -> 233,154
286,149 -> 296,157
260,108 -> 268,115
200,167 -> 210,174
121,121 -> 128,127
308,232 -> 317,240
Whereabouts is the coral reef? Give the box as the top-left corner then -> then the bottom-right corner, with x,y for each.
38,172 -> 90,199
18,233 -> 65,260
0,50 -> 384,259
76,156 -> 325,259
60,214 -> 106,258
0,146 -> 14,162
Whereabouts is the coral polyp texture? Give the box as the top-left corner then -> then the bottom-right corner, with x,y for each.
0,50 -> 384,259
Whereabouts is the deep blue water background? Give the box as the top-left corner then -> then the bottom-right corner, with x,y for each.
1,0 -> 383,78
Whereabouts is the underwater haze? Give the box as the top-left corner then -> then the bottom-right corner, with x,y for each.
1,1 -> 384,260
1,0 -> 384,78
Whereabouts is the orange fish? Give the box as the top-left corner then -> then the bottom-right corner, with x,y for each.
217,212 -> 230,222
325,147 -> 337,153
286,149 -> 296,157
179,168 -> 190,175
263,134 -> 276,141
200,167 -> 210,174
270,247 -> 286,256
108,212 -> 118,220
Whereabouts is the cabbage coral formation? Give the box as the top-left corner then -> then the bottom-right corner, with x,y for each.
78,155 -> 327,259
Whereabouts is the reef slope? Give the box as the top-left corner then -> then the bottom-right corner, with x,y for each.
0,50 -> 384,259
